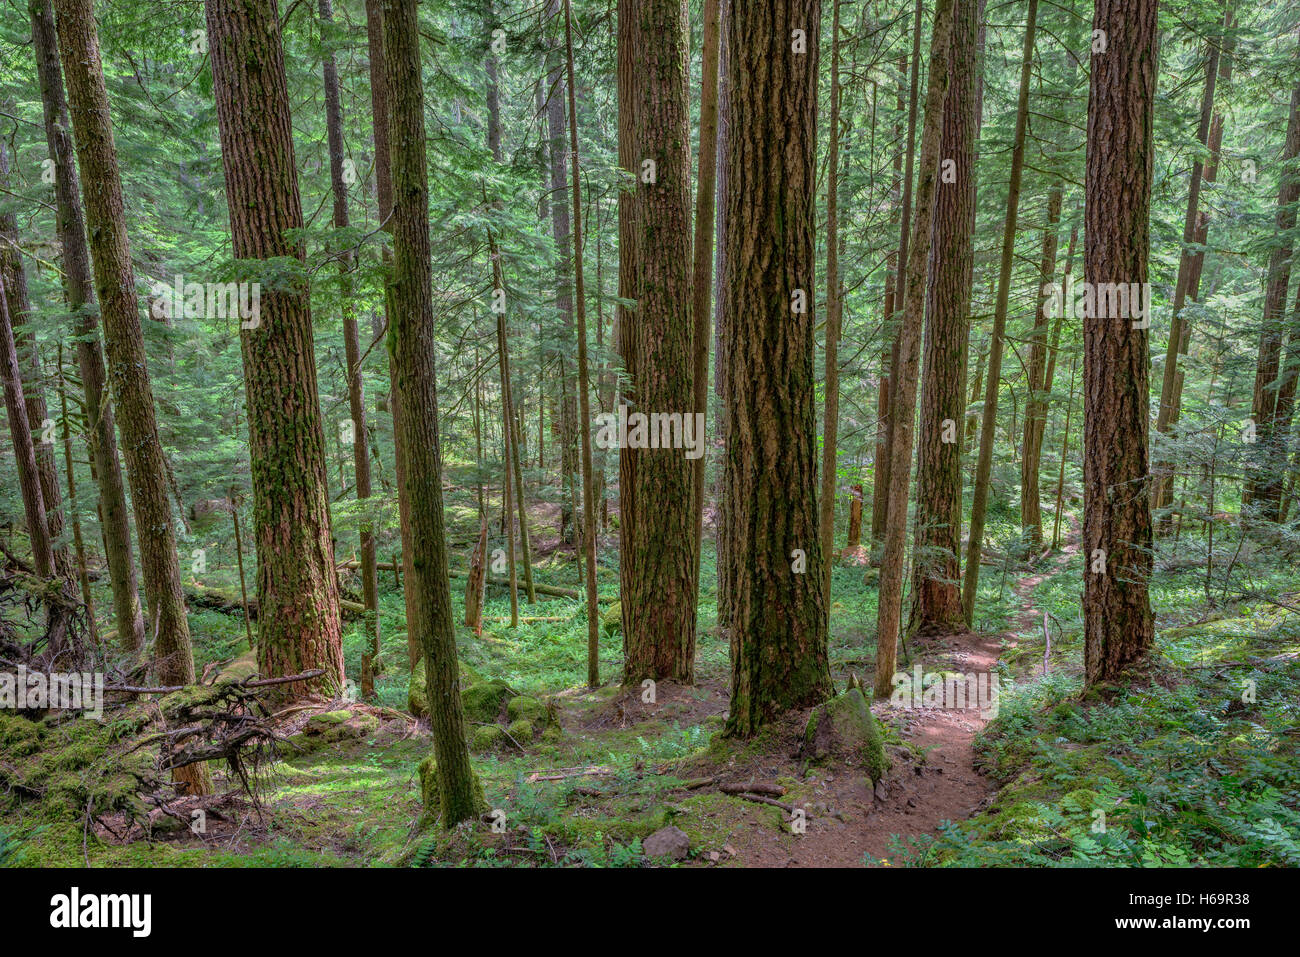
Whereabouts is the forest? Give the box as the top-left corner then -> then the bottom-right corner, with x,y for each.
0,0 -> 1297,882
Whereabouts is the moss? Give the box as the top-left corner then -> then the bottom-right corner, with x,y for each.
471,724 -> 506,751
460,680 -> 515,722
506,695 -> 546,724
506,719 -> 535,743
601,601 -> 622,635
803,688 -> 891,788
416,755 -> 487,829
408,661 -> 484,718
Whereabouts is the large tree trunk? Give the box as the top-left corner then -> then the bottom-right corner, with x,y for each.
712,0 -> 732,636
382,0 -> 481,826
618,0 -> 697,684
1246,67 -> 1300,520
54,0 -> 206,793
205,0 -> 345,695
720,0 -> 832,735
961,0 -> 1038,624
909,0 -> 975,637
1083,0 -> 1158,686
873,0 -> 954,699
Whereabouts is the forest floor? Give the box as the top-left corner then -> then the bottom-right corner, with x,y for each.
4,506 -> 1299,868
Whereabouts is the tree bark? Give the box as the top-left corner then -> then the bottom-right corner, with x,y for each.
873,0 -> 954,698
205,0 -> 346,695
618,0 -> 697,684
1083,0 -> 1158,686
720,0 -> 833,734
910,0 -> 975,637
382,0 -> 480,826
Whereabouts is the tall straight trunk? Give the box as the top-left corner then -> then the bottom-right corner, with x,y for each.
383,0 -> 480,826
690,0 -> 723,592
1154,8 -> 1227,516
0,146 -> 69,579
818,0 -> 845,615
31,0 -> 144,652
873,0 -> 954,700
910,0 -> 974,637
618,0 -> 697,684
58,350 -> 96,639
1020,184 -> 1063,549
872,12 -> 922,553
560,0 -> 602,688
365,0 -> 419,671
712,0 -> 732,635
319,0 -> 378,694
54,0 -> 206,794
872,60 -> 904,546
1083,0 -> 1157,686
0,276 -> 54,578
961,0 -> 1038,625
1247,62 -> 1300,520
547,0 -> 579,546
205,0 -> 345,694
720,0 -> 832,735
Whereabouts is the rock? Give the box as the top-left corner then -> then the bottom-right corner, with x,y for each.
506,695 -> 546,724
460,679 -> 515,722
505,718 -> 535,743
471,724 -> 507,751
601,601 -> 622,636
642,825 -> 690,861
803,688 -> 891,790
408,662 -> 489,718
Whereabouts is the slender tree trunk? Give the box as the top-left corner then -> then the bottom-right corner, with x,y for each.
205,0 -> 345,695
1020,184 -> 1063,550
691,0 -> 723,595
58,349 -> 96,640
1083,0 -> 1157,686
319,0 -> 378,694
31,0 -> 143,653
910,0 -> 975,637
1247,61 -> 1300,519
961,0 -> 1038,625
712,0 -> 732,635
618,0 -> 697,684
382,0 -> 481,827
873,0 -> 954,699
54,0 -> 207,793
819,0 -> 845,617
721,0 -> 833,734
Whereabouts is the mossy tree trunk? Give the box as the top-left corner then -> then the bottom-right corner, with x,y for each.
205,0 -> 345,696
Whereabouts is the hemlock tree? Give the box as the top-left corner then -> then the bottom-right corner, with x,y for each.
205,0 -> 346,694
618,0 -> 697,685
1082,0 -> 1157,686
719,0 -> 832,736
382,0 -> 482,826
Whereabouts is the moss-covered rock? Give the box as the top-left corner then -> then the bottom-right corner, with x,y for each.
506,695 -> 546,724
460,680 -> 515,722
601,601 -> 622,636
287,710 -> 380,753
408,662 -> 487,718
506,718 -> 535,743
417,755 -> 488,829
471,724 -> 507,751
803,688 -> 891,789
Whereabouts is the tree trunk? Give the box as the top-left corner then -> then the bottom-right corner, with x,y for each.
1020,184 -> 1063,550
618,0 -> 698,684
873,0 -> 954,699
818,0 -> 845,617
382,0 -> 480,827
1082,0 -> 1157,686
54,0 -> 206,793
465,517 -> 488,635
205,0 -> 345,695
910,0 -> 975,637
720,0 -> 833,735
961,0 -> 1038,625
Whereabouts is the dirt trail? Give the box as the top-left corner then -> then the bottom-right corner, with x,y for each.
720,555 -> 1069,867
